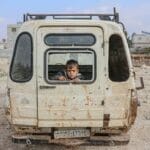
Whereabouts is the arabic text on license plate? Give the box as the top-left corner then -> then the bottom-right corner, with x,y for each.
54,129 -> 90,139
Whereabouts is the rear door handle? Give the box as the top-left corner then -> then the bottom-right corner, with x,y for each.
39,85 -> 56,89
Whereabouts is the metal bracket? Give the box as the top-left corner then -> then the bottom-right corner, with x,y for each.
136,77 -> 144,90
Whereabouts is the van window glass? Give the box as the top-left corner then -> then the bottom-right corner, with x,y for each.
10,33 -> 33,82
46,50 -> 95,83
44,34 -> 95,46
109,34 -> 129,82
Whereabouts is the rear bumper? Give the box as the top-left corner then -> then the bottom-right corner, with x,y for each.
12,133 -> 130,146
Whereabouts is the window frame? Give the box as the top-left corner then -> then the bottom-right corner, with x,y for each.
44,48 -> 96,84
44,33 -> 96,46
10,32 -> 33,82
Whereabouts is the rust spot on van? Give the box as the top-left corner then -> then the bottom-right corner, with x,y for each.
87,96 -> 90,104
83,85 -> 88,94
129,90 -> 138,125
129,97 -> 138,125
87,110 -> 92,119
72,117 -> 76,120
48,104 -> 53,111
103,114 -> 110,128
85,96 -> 93,106
62,97 -> 67,106
124,110 -> 128,119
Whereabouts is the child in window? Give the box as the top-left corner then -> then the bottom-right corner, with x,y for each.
53,59 -> 84,81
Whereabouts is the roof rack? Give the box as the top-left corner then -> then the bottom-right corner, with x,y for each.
23,8 -> 127,34
23,7 -> 119,23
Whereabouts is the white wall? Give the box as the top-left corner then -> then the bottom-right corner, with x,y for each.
132,34 -> 150,49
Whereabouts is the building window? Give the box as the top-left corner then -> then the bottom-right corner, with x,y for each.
11,28 -> 16,32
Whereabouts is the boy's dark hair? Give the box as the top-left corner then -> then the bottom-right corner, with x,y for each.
66,59 -> 79,69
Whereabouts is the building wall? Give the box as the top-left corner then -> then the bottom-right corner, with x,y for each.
0,39 -> 7,49
132,33 -> 150,49
7,24 -> 21,50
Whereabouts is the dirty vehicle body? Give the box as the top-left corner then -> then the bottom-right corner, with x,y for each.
6,10 -> 139,145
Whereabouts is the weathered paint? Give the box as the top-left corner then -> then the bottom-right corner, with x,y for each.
37,26 -> 104,127
128,89 -> 138,126
6,19 -> 137,140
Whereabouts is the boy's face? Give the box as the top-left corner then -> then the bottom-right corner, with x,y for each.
66,65 -> 79,80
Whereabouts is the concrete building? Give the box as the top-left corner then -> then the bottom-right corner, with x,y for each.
7,23 -> 21,50
0,39 -> 7,49
131,32 -> 150,50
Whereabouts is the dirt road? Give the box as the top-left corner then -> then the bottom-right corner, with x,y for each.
0,63 -> 150,150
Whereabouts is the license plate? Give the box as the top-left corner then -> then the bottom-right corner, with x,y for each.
54,129 -> 90,139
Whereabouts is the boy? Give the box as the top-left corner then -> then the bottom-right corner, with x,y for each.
53,59 -> 84,81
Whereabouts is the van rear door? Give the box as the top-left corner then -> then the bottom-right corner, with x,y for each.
37,26 -> 105,127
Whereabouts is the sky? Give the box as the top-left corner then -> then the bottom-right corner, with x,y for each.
0,0 -> 150,40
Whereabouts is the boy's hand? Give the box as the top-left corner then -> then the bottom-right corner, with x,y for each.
58,76 -> 66,80
72,78 -> 80,82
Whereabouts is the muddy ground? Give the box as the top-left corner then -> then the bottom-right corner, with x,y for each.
0,59 -> 150,150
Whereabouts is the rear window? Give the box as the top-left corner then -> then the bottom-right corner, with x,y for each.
109,34 -> 129,82
10,33 -> 33,82
45,49 -> 96,84
44,34 -> 96,46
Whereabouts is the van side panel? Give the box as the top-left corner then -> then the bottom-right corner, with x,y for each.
8,32 -> 37,126
8,82 -> 37,125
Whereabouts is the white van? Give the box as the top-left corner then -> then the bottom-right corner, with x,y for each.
5,10 -> 141,145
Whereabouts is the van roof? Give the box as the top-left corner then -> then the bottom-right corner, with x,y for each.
20,19 -> 125,34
